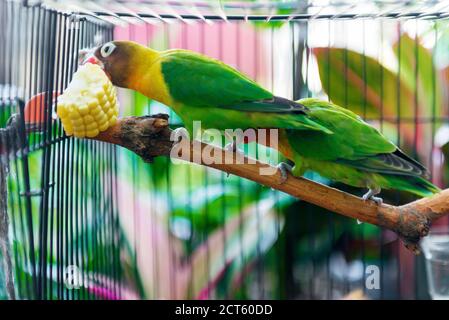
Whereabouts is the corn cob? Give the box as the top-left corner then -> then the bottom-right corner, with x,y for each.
56,63 -> 119,138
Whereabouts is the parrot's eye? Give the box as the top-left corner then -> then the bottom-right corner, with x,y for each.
100,43 -> 116,58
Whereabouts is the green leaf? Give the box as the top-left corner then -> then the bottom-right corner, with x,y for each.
393,34 -> 441,118
314,47 -> 416,120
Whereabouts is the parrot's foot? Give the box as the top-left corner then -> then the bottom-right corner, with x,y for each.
362,188 -> 383,205
370,196 -> 383,205
358,188 -> 382,225
171,127 -> 190,143
277,162 -> 293,184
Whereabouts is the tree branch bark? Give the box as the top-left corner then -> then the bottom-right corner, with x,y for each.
92,114 -> 449,254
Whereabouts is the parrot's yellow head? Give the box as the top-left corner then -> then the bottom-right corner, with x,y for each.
81,40 -> 171,105
83,40 -> 149,89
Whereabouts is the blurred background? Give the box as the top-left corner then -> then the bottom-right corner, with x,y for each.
1,0 -> 449,300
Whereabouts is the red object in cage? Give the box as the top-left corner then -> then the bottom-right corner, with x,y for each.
24,91 -> 59,125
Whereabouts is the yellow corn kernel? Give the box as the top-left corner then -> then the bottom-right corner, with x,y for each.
73,124 -> 85,133
102,82 -> 110,92
89,105 -> 102,116
71,117 -> 84,127
86,129 -> 99,138
73,130 -> 86,138
108,96 -> 116,106
62,118 -> 73,129
98,122 -> 109,132
98,121 -> 109,132
78,104 -> 89,116
67,103 -> 77,114
83,115 -> 95,125
94,112 -> 107,123
106,108 -> 115,118
86,98 -> 97,108
57,104 -> 68,118
85,122 -> 97,131
69,109 -> 81,120
99,94 -> 108,104
107,86 -> 115,97
101,101 -> 111,112
59,116 -> 70,125
64,126 -> 74,136
109,115 -> 117,126
93,88 -> 104,99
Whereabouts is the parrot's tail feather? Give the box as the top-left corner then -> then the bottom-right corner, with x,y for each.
389,176 -> 440,198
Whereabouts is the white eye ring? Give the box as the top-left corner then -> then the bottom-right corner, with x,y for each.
100,42 -> 116,58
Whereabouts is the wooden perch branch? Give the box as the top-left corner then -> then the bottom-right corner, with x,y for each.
93,114 -> 449,254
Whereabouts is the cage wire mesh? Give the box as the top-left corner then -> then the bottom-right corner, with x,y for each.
0,0 -> 120,300
1,0 -> 449,300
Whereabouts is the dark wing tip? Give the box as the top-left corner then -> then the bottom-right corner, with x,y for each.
227,96 -> 310,115
271,96 -> 309,114
392,149 -> 430,178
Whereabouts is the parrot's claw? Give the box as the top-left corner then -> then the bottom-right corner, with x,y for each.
362,188 -> 383,205
358,188 -> 382,225
171,127 -> 190,143
277,162 -> 293,184
370,196 -> 383,205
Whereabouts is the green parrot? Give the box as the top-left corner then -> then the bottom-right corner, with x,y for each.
85,40 -> 439,201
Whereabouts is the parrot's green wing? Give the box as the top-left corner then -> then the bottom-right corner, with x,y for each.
160,50 -> 307,114
295,99 -> 396,159
295,98 -> 430,177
